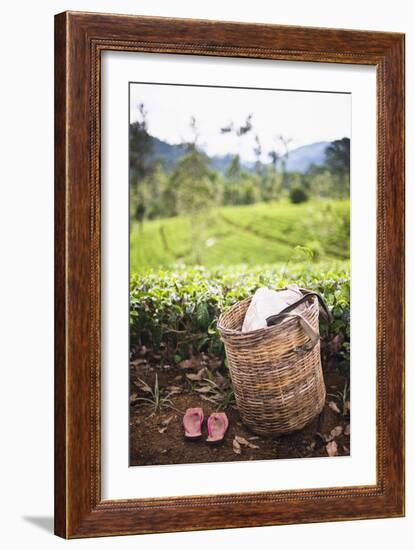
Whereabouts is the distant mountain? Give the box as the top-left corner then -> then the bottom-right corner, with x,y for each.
148,134 -> 332,174
150,136 -> 188,169
284,141 -> 330,173
208,154 -> 237,173
150,136 -> 237,173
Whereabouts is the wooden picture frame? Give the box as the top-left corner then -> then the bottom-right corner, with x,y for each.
54,11 -> 405,538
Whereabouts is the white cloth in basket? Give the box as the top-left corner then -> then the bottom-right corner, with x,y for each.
242,285 -> 304,332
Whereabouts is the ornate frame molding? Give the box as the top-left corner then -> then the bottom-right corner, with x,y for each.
55,11 -> 405,538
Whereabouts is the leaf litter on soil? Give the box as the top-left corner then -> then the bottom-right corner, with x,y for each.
129,352 -> 350,466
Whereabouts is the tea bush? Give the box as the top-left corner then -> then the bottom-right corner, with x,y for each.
130,262 -> 350,368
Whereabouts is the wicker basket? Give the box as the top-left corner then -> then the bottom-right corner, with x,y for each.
217,289 -> 327,436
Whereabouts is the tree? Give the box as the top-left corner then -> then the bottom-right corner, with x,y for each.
239,174 -> 261,204
237,114 -> 253,136
267,148 -> 282,201
223,155 -> 242,205
173,150 -> 213,215
226,155 -> 241,180
129,103 -> 155,224
305,166 -> 336,198
172,116 -> 215,264
324,137 -> 350,197
221,113 -> 257,205
268,150 -> 279,170
129,103 -> 153,181
262,165 -> 282,202
276,135 -> 292,189
253,135 -> 263,176
290,185 -> 309,204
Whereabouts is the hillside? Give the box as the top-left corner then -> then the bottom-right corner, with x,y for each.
284,141 -> 330,173
130,199 -> 350,272
149,135 -> 332,174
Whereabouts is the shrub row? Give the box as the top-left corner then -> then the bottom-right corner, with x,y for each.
130,262 -> 350,368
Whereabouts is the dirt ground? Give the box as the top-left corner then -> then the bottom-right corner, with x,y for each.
129,347 -> 350,467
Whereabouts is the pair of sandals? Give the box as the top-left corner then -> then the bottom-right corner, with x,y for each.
183,408 -> 229,444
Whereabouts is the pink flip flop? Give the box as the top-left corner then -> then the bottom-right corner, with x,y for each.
183,407 -> 204,440
206,413 -> 229,445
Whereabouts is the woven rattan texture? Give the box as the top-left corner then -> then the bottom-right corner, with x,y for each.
218,292 -> 326,436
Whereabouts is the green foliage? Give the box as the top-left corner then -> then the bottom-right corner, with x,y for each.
129,106 -> 153,183
195,302 -> 210,330
305,167 -> 336,198
290,185 -> 309,204
130,199 -> 350,272
172,148 -> 213,215
261,166 -> 283,202
167,146 -> 217,264
134,374 -> 174,412
225,155 -> 241,180
130,262 -> 350,366
325,137 -> 350,176
128,112 -> 350,225
324,137 -> 350,197
299,200 -> 349,259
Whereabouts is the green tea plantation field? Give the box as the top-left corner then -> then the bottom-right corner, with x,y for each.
130,199 -> 349,272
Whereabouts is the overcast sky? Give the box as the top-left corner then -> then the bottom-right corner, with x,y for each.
130,82 -> 351,162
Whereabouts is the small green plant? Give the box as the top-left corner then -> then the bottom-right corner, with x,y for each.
328,380 -> 350,416
135,374 -> 173,413
292,245 -> 314,263
200,377 -> 235,411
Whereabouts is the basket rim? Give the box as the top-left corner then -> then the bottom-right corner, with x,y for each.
217,287 -> 316,338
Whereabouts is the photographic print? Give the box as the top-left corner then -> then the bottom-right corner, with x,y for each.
129,82 -> 351,467
55,13 -> 404,537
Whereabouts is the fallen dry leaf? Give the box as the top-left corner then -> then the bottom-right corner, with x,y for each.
179,359 -> 195,370
329,426 -> 343,440
344,424 -> 350,436
137,345 -> 148,357
130,393 -> 138,403
234,435 -> 260,449
317,426 -> 343,443
326,440 -> 338,457
209,358 -> 222,370
161,415 -> 174,427
214,372 -> 230,389
133,379 -> 152,393
166,385 -> 182,395
130,358 -> 147,367
233,438 -> 242,454
194,385 -> 212,393
185,373 -> 201,381
328,401 -> 341,414
185,368 -> 207,381
199,395 -> 217,403
157,416 -> 174,434
328,333 -> 344,354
